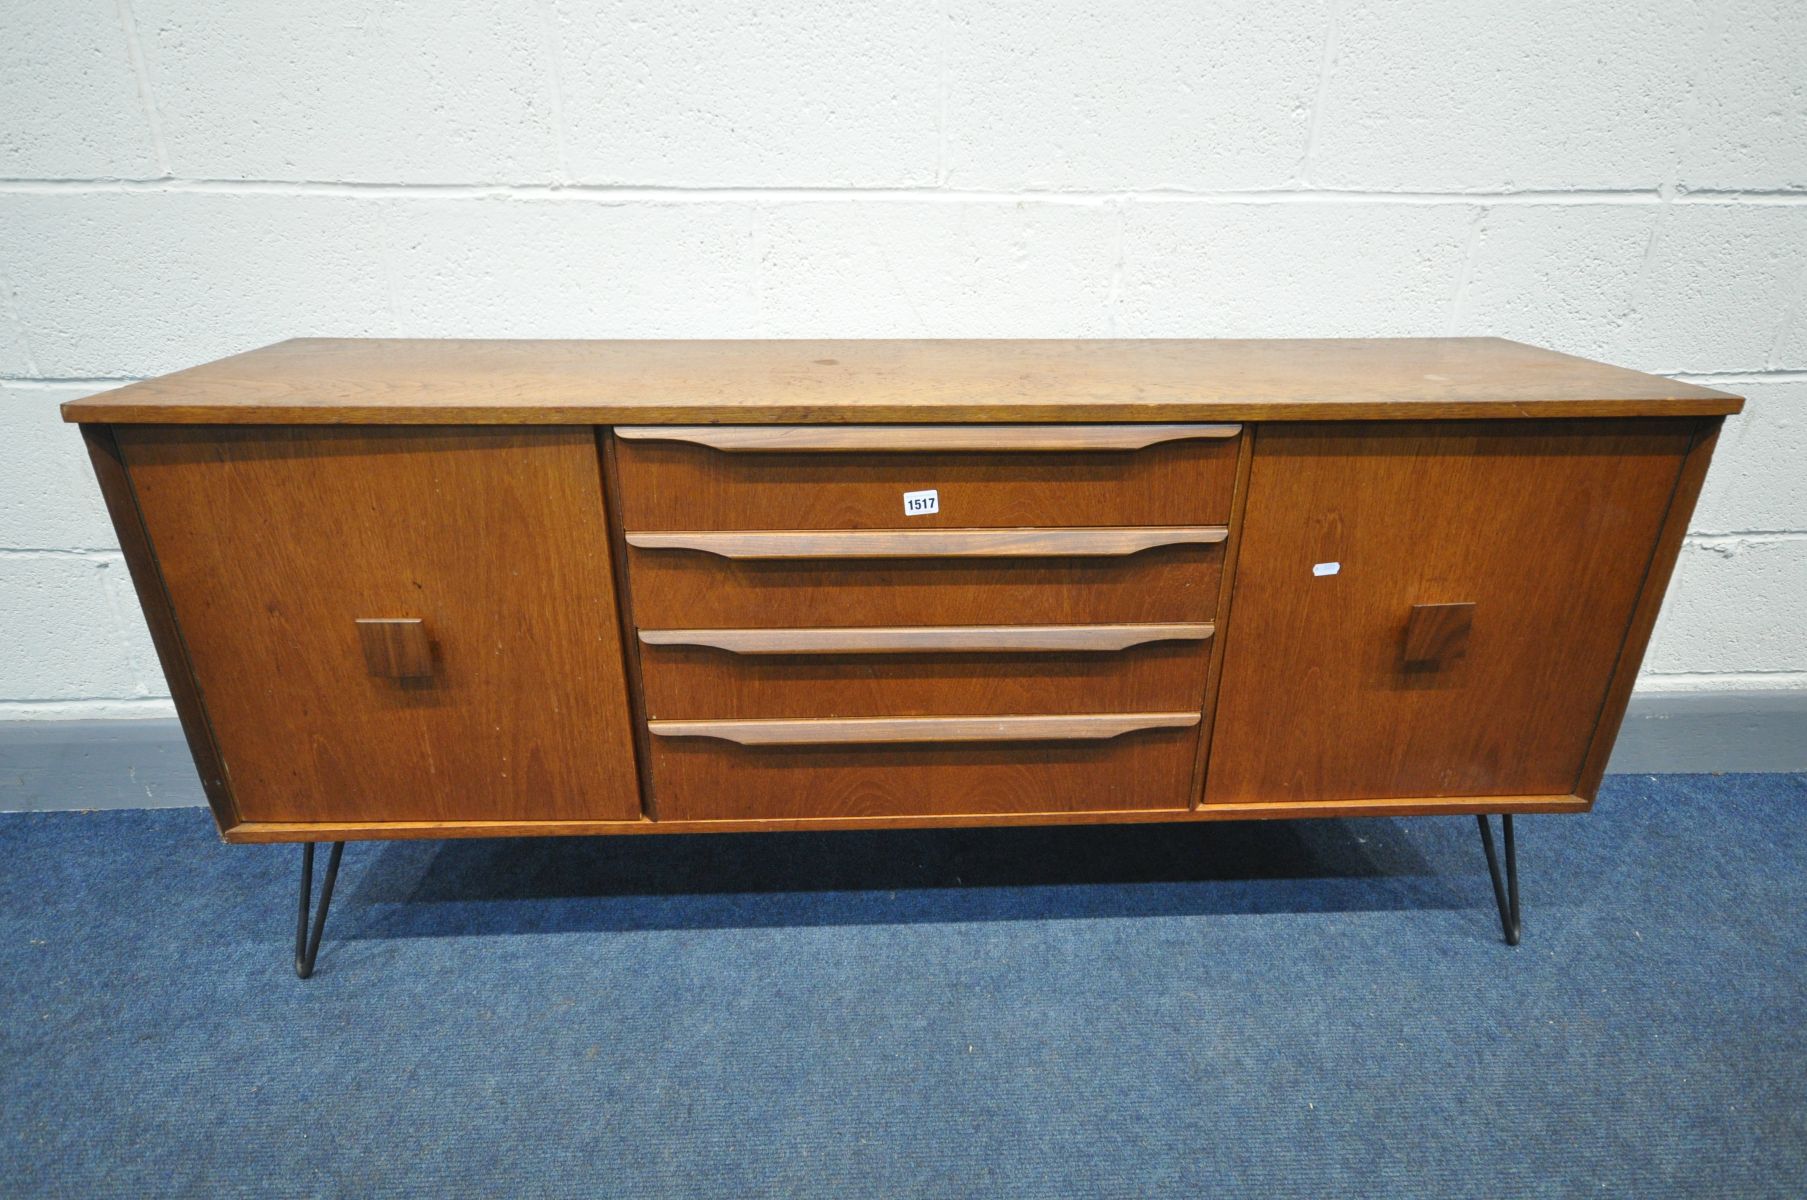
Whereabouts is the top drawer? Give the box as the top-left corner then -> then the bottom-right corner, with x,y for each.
612,424 -> 1241,530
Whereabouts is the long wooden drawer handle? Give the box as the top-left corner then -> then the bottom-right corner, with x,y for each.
640,623 -> 1215,655
623,527 -> 1228,560
647,712 -> 1201,746
615,424 -> 1240,452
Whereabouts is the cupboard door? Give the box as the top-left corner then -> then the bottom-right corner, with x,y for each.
1206,420 -> 1697,805
118,426 -> 641,825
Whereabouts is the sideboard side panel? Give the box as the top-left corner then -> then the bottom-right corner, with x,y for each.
1205,419 -> 1699,806
81,423 -> 240,833
1572,417 -> 1722,799
116,425 -> 643,826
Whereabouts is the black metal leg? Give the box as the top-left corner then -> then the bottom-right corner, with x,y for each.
1475,814 -> 1520,945
295,841 -> 346,979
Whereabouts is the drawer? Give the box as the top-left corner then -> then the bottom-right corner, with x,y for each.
637,623 -> 1215,718
613,424 -> 1241,530
644,714 -> 1201,820
623,535 -> 1224,628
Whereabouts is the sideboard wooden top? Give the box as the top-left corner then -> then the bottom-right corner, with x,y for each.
61,337 -> 1741,425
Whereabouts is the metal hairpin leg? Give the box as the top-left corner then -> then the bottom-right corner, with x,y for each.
1475,814 -> 1521,945
295,840 -> 346,979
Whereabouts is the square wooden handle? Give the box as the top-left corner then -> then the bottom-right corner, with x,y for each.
356,618 -> 433,679
1402,602 -> 1474,668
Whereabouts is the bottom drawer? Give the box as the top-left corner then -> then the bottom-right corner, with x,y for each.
645,715 -> 1201,821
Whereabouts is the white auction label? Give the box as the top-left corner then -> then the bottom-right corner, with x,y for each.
1312,561 -> 1341,577
903,489 -> 940,516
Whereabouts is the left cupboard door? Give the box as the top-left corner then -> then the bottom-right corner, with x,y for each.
115,426 -> 643,827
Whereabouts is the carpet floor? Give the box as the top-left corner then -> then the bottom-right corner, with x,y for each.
2,772 -> 1804,1198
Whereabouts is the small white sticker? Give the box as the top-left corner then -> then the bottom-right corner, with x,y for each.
903,488 -> 939,516
1313,561 -> 1340,577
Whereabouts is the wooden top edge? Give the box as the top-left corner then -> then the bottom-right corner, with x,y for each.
59,336 -> 1746,424
61,398 -> 1747,424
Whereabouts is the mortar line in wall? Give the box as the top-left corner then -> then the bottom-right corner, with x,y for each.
1104,198 -> 1126,336
0,268 -> 41,377
1296,0 -> 1343,186
1763,262 -> 1807,369
1639,669 -> 1807,678
1636,671 -> 1807,686
0,697 -> 179,708
1609,186 -> 1677,362
89,553 -> 159,701
368,203 -> 404,337
1684,531 -> 1807,544
0,697 -> 178,709
1675,190 -> 1807,203
0,377 -> 144,387
0,179 -> 1738,205
1444,206 -> 1488,335
1661,0 -> 1721,208
748,206 -> 766,336
0,701 -> 176,709
529,0 -> 572,184
1670,370 -> 1807,383
934,0 -> 949,187
113,0 -> 170,178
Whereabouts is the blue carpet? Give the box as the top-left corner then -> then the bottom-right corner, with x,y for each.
2,773 -> 1804,1198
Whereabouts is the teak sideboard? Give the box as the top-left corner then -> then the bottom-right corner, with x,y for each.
63,338 -> 1743,973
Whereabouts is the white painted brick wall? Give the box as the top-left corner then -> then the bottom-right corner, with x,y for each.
135,0 -> 559,184
1311,0 -> 1715,191
758,203 -> 1118,337
942,0 -> 1329,190
1,0 -> 1803,720
1116,202 -> 1476,336
552,1 -> 943,186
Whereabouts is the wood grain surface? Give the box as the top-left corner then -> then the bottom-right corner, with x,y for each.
70,339 -> 1733,843
1188,425 -> 1257,808
62,338 -> 1743,425
614,436 -> 1240,530
223,791 -> 1593,844
81,425 -> 238,832
116,426 -> 643,825
1573,419 -> 1723,799
646,725 -> 1201,820
625,542 -> 1224,628
636,636 -> 1212,719
1206,419 -> 1698,805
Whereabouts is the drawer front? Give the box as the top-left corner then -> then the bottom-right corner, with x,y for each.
624,541 -> 1223,628
646,718 -> 1200,820
613,424 -> 1241,530
637,625 -> 1214,719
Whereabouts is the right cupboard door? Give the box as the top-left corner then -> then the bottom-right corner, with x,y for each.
1205,419 -> 1700,806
